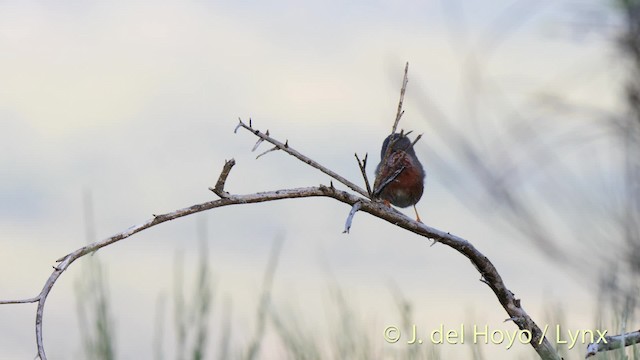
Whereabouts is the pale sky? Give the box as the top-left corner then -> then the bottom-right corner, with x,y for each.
0,0 -> 627,359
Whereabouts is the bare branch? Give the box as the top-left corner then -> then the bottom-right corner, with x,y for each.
0,179 -> 561,359
0,296 -> 40,305
235,118 -> 368,197
251,136 -> 265,151
210,158 -> 236,198
343,200 -> 363,233
255,146 -> 279,159
354,153 -> 372,197
392,62 -> 409,134
373,63 -> 413,199
585,329 -> 640,358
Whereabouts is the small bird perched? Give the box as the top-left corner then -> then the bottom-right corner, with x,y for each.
373,132 -> 425,222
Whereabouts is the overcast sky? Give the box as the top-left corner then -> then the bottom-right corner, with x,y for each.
0,0 -> 626,359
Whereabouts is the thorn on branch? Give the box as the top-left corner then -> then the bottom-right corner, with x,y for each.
251,129 -> 269,152
234,118 -> 243,134
256,146 -> 279,159
252,137 -> 265,151
211,158 -> 236,198
343,201 -> 363,233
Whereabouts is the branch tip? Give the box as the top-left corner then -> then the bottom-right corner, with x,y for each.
355,153 -> 373,197
411,133 -> 423,149
343,201 -> 363,233
392,62 -> 409,134
213,158 -> 236,197
252,137 -> 265,152
256,146 -> 279,159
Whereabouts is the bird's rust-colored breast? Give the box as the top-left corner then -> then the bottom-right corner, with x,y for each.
376,151 -> 424,208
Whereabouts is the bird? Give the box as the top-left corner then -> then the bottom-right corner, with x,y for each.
373,132 -> 425,222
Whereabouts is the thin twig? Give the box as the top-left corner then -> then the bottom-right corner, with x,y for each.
343,201 -> 363,233
392,62 -> 409,134
235,118 -> 368,197
354,153 -> 372,197
0,296 -> 40,305
256,146 -> 279,159
373,63 -> 411,198
410,133 -> 423,148
252,137 -> 265,152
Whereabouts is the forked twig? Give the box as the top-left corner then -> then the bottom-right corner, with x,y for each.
355,153 -> 372,197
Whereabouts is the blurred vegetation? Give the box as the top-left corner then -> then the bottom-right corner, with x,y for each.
172,218 -> 213,360
74,228 -> 640,359
416,0 -> 640,353
75,191 -> 116,360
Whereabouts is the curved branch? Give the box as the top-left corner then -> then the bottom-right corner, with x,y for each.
0,182 -> 560,359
